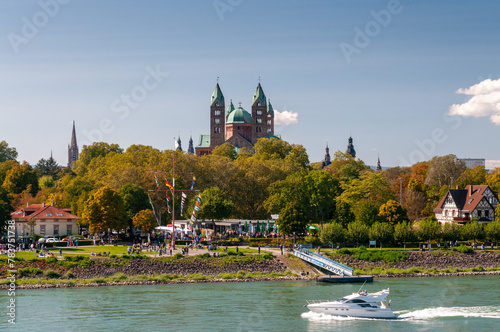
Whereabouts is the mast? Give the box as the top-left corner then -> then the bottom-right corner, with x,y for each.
172,138 -> 176,249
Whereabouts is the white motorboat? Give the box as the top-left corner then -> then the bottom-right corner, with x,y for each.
305,288 -> 397,319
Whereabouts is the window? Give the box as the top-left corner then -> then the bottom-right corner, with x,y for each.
53,225 -> 59,236
214,110 -> 221,116
57,213 -> 63,217
256,110 -> 262,115
46,213 -> 52,216
67,225 -> 72,235
267,120 -> 272,125
256,118 -> 262,124
40,225 -> 45,235
215,118 -> 220,124
485,210 -> 489,218
267,128 -> 272,133
257,102 -> 261,106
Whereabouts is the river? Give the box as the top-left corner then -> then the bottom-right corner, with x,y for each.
2,275 -> 499,331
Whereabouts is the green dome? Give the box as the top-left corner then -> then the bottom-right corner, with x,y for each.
226,106 -> 252,124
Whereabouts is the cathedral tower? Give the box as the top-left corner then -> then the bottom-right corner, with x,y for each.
67,121 -> 79,168
251,83 -> 267,144
346,135 -> 356,158
210,83 -> 225,150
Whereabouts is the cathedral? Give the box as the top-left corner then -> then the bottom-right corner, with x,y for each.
67,121 -> 79,168
195,83 -> 277,156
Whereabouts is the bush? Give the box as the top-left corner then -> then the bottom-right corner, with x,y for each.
109,254 -> 117,258
336,248 -> 351,255
197,253 -> 211,259
303,235 -> 321,246
173,253 -> 184,259
261,253 -> 273,260
64,271 -> 75,279
452,245 -> 474,253
43,269 -> 60,278
19,267 -> 43,276
46,257 -> 58,264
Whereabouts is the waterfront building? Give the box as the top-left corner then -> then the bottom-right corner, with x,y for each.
67,121 -> 79,168
433,185 -> 499,224
195,82 -> 277,156
11,203 -> 80,237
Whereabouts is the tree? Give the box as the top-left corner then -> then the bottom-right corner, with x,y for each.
0,141 -> 18,162
338,171 -> 395,208
198,187 -> 234,235
456,165 -> 488,188
402,188 -> 427,221
75,142 -> 123,175
369,222 -> 394,249
425,154 -> 466,189
0,187 -> 13,236
39,175 -> 55,189
354,201 -> 380,227
441,222 -> 461,245
35,156 -> 60,178
212,143 -> 238,160
486,167 -> 500,195
325,151 -> 369,183
378,200 -> 408,225
417,217 -> 441,250
485,220 -> 500,249
132,209 -> 157,233
319,222 -> 345,249
119,184 -> 150,230
346,221 -> 369,247
306,170 -> 341,224
27,218 -> 37,235
461,221 -> 485,248
394,221 -> 414,250
2,161 -> 39,196
334,200 -> 355,227
81,186 -> 127,235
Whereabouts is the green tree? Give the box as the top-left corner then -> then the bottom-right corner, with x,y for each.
27,218 -> 37,236
0,187 -> 14,236
319,222 -> 345,249
394,221 -> 414,250
334,200 -> 355,227
346,221 -> 369,247
418,217 -> 441,250
354,201 -> 380,227
369,222 -> 394,249
75,142 -> 123,174
198,187 -> 234,234
35,156 -> 60,178
0,141 -> 18,162
119,184 -> 150,230
132,209 -> 158,233
81,186 -> 127,235
212,143 -> 238,160
2,161 -> 39,196
338,171 -> 395,209
486,167 -> 500,195
326,151 -> 369,183
461,221 -> 485,248
441,222 -> 461,245
378,200 -> 408,225
39,175 -> 55,189
306,170 -> 341,224
456,165 -> 488,188
485,220 -> 500,249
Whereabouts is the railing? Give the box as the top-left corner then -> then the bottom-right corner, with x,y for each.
293,247 -> 353,276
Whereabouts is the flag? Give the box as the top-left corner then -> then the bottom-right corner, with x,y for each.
180,192 -> 187,215
190,175 -> 196,190
165,178 -> 174,191
154,175 -> 160,189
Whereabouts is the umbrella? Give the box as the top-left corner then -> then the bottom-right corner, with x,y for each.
256,221 -> 260,233
267,220 -> 270,232
244,221 -> 248,232
307,224 -> 319,230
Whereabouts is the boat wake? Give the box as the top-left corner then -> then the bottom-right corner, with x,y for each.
301,311 -> 394,321
396,306 -> 500,320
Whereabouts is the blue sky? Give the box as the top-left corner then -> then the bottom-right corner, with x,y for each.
1,0 -> 500,168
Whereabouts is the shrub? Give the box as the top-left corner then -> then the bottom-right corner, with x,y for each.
236,270 -> 247,279
261,253 -> 273,260
43,269 -> 60,278
109,254 -> 117,258
452,245 -> 474,253
187,273 -> 206,280
174,253 -> 184,259
64,271 -> 75,279
336,248 -> 351,255
197,253 -> 211,259
19,267 -> 43,276
46,257 -> 58,264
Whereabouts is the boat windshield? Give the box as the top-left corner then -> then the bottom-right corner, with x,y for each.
336,298 -> 348,302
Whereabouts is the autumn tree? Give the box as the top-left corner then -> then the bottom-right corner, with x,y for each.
81,186 -> 127,235
456,165 -> 488,188
2,161 -> 39,196
425,155 -> 466,189
132,209 -> 157,233
369,222 -> 394,249
212,143 -> 238,160
0,187 -> 13,236
378,200 -> 408,225
486,167 -> 500,195
319,222 -> 345,249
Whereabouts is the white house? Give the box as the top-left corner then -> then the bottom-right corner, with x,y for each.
434,185 -> 499,224
11,203 -> 80,237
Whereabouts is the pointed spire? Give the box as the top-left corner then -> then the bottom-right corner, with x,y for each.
188,135 -> 194,155
211,82 -> 224,106
68,121 -> 79,168
267,99 -> 274,115
252,83 -> 266,106
176,136 -> 183,151
227,99 -> 235,115
346,135 -> 356,158
376,154 -> 382,171
322,141 -> 331,168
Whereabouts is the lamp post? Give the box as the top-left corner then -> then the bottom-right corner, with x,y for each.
399,177 -> 402,203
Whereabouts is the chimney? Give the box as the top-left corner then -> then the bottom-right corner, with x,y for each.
468,185 -> 472,197
42,202 -> 45,207
27,202 -> 29,207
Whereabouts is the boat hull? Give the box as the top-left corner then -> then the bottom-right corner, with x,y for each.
307,304 -> 397,319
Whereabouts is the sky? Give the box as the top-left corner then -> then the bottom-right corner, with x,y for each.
1,0 -> 500,169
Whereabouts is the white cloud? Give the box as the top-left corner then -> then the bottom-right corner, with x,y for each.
486,160 -> 500,170
449,78 -> 500,125
274,110 -> 299,126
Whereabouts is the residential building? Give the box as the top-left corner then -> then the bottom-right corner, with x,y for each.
11,203 -> 80,237
434,185 -> 499,224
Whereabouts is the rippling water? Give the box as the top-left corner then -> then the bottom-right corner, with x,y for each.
2,275 -> 499,331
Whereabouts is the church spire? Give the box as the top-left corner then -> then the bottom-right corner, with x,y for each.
346,135 -> 356,158
176,136 -> 182,151
322,142 -> 331,168
67,121 -> 79,168
188,135 -> 194,155
376,154 -> 382,171
211,82 -> 224,107
252,82 -> 267,106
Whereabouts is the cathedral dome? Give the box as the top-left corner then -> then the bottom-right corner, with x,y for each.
226,106 -> 252,124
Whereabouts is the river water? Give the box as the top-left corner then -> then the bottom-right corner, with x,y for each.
2,275 -> 499,331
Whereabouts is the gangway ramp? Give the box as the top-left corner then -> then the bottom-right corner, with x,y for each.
293,247 -> 354,276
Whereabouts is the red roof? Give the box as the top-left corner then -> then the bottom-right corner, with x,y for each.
434,185 -> 493,213
11,204 -> 79,222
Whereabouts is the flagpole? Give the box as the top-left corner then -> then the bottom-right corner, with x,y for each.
172,138 -> 176,250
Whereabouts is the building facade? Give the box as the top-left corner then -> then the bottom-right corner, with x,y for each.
11,203 -> 80,237
195,83 -> 276,156
434,185 -> 499,224
458,158 -> 485,168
